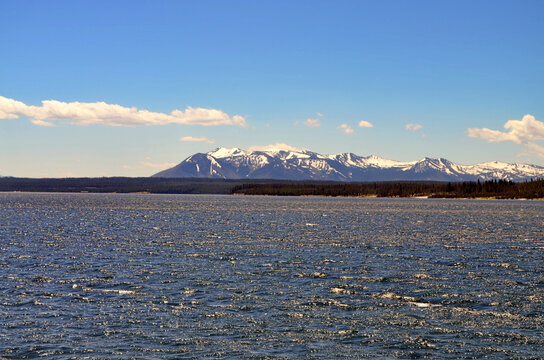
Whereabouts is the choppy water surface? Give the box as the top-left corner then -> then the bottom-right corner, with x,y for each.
0,193 -> 543,359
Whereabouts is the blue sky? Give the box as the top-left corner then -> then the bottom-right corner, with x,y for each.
1,0 -> 543,177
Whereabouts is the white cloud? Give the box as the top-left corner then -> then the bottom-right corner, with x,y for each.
296,112 -> 324,128
467,114 -> 544,160
304,118 -> 320,127
0,95 -> 246,127
30,118 -> 55,127
466,127 -> 512,142
0,96 -> 29,119
525,142 -> 544,159
405,123 -> 423,132
358,120 -> 373,128
338,124 -> 354,134
180,136 -> 216,144
140,161 -> 177,169
248,143 -> 302,152
467,114 -> 544,144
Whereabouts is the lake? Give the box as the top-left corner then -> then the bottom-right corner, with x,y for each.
0,193 -> 543,358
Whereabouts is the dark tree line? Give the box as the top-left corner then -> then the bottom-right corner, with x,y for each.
231,179 -> 544,199
0,177 -> 239,194
1,177 -> 542,199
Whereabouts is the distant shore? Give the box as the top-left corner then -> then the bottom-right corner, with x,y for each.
231,180 -> 544,200
0,177 -> 542,200
234,193 -> 544,201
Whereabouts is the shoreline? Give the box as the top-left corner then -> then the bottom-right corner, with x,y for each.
234,193 -> 544,201
2,190 -> 543,201
1,178 -> 542,200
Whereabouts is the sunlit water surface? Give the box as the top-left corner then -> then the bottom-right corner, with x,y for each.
0,193 -> 543,359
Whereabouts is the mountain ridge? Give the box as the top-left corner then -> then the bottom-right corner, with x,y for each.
152,147 -> 544,182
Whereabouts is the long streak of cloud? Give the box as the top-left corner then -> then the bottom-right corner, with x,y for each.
0,95 -> 246,127
180,136 -> 216,144
123,160 -> 177,170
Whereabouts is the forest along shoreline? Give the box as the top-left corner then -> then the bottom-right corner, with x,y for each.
0,177 -> 542,199
231,179 -> 544,200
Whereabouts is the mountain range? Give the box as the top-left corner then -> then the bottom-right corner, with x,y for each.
152,147 -> 544,182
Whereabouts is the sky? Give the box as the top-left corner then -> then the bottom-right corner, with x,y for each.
1,0 -> 543,177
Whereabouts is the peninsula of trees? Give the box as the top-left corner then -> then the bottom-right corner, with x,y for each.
232,179 -> 544,199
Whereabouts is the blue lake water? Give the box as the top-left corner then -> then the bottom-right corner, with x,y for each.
0,193 -> 543,359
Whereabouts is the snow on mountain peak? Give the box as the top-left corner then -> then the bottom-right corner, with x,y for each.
154,147 -> 544,181
248,143 -> 302,153
363,155 -> 417,168
476,161 -> 513,170
208,147 -> 245,158
211,145 -> 319,160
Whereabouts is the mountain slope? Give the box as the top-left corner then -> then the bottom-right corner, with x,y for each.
152,147 -> 544,182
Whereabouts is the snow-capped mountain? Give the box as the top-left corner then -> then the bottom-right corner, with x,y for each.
152,147 -> 544,182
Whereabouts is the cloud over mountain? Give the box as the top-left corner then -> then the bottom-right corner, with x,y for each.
0,95 -> 246,127
468,114 -> 544,158
467,114 -> 544,144
248,143 -> 301,152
